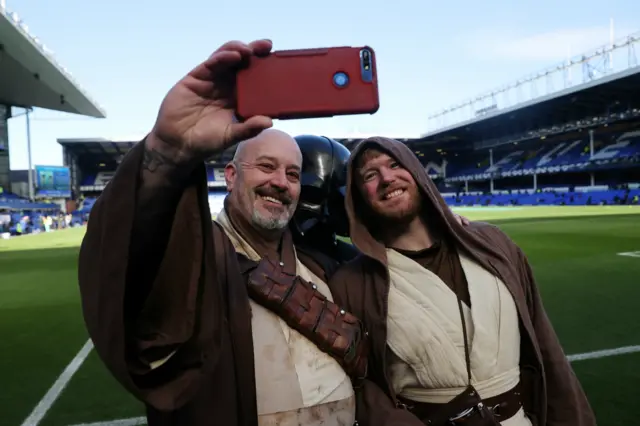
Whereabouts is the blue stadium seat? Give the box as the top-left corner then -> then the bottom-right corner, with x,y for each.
447,129 -> 640,181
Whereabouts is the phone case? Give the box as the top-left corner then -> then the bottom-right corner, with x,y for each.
236,46 -> 379,120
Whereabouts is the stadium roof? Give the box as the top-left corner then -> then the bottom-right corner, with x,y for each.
418,61 -> 640,151
58,138 -> 135,159
0,7 -> 106,118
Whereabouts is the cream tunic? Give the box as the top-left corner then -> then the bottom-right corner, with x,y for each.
216,209 -> 355,426
385,249 -> 531,426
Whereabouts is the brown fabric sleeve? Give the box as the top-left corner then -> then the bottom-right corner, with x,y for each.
131,183 -> 204,367
516,247 -> 597,426
78,141 -> 225,411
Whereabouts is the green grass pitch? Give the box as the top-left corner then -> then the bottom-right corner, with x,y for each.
1,205 -> 639,425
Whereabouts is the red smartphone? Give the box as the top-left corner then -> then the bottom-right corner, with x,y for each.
235,46 -> 379,121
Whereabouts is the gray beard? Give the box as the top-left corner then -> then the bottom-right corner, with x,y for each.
251,208 -> 291,230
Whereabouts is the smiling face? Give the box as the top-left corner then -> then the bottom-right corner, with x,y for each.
355,148 -> 422,223
225,129 -> 302,231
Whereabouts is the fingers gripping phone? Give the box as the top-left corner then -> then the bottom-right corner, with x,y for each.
236,46 -> 379,120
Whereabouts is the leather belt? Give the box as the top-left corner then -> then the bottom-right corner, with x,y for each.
397,382 -> 523,425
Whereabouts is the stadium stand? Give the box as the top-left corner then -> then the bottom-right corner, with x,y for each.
431,122 -> 640,206
59,113 -> 640,218
446,128 -> 640,181
0,190 -> 59,210
60,118 -> 640,217
0,4 -> 105,237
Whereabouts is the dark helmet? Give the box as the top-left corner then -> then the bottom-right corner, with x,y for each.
292,134 -> 351,238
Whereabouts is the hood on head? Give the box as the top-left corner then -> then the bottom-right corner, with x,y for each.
344,136 -> 505,266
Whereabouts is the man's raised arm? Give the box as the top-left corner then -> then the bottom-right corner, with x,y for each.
77,134 -> 212,410
127,135 -> 203,297
77,39 -> 275,411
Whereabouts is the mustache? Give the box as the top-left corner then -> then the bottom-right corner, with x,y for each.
255,187 -> 293,205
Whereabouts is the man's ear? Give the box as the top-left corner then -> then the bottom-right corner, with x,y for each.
224,162 -> 238,191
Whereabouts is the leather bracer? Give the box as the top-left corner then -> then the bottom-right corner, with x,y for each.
246,257 -> 369,381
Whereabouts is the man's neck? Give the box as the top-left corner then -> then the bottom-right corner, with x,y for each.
256,227 -> 284,248
381,216 -> 434,252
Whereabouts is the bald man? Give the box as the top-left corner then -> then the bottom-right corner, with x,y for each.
79,123 -> 369,424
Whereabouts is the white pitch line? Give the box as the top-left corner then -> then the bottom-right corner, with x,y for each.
67,344 -> 640,426
67,417 -> 147,426
566,345 -> 640,362
20,339 -> 94,426
617,250 -> 640,258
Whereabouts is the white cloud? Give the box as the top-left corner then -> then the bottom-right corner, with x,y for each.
466,25 -> 637,62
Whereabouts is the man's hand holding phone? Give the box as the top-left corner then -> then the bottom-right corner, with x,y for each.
147,39 -> 275,166
147,39 -> 379,168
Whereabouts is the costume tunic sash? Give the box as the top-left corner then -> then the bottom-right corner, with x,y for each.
216,209 -> 355,425
385,249 -> 531,426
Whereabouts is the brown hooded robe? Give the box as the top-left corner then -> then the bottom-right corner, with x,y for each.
77,140 -> 343,426
328,137 -> 596,426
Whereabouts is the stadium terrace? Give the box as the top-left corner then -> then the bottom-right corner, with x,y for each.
63,101 -> 640,218
1,3 -> 104,236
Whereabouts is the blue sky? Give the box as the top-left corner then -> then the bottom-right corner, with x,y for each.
5,0 -> 640,169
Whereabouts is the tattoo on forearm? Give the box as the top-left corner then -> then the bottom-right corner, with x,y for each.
142,147 -> 178,173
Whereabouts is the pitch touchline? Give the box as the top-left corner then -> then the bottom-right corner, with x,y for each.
566,345 -> 640,362
20,338 -> 94,426
67,345 -> 640,426
69,418 -> 147,426
23,339 -> 640,426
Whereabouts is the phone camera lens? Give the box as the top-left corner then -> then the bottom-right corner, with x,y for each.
333,72 -> 349,88
361,49 -> 372,71
359,48 -> 374,82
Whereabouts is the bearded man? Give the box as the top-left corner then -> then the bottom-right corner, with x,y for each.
329,137 -> 596,426
78,40 -> 369,426
289,134 -> 469,266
